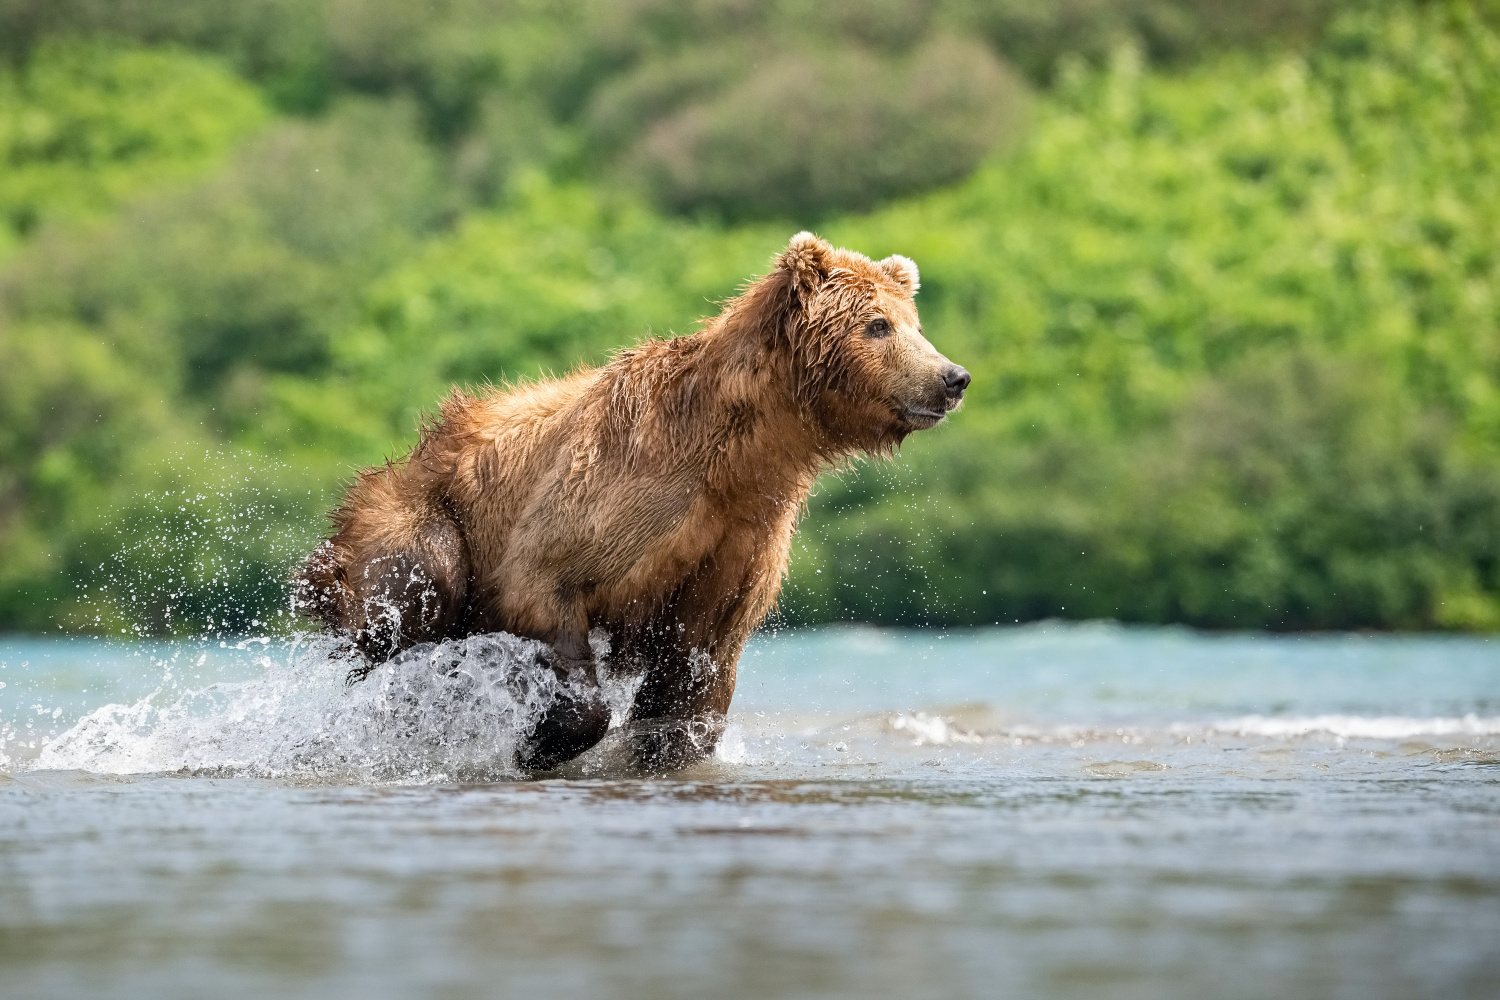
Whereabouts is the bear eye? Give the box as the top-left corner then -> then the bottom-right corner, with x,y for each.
865,317 -> 892,338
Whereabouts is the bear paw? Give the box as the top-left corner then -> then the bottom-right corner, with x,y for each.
514,686 -> 611,772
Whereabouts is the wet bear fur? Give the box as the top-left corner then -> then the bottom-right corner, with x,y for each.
294,232 -> 969,771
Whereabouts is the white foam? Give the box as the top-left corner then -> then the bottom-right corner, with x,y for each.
1206,714 -> 1500,739
34,633 -> 630,782
888,711 -> 984,746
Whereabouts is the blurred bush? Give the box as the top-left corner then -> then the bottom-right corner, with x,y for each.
616,36 -> 1024,218
784,1 -> 1500,629
789,351 -> 1500,630
0,0 -> 1347,218
0,96 -> 444,631
0,0 -> 331,109
2,2 -> 1499,634
956,0 -> 1339,80
0,39 -> 267,255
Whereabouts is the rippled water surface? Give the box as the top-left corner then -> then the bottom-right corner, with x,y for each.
3,624 -> 1499,999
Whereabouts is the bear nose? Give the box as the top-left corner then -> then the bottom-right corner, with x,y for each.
943,365 -> 971,398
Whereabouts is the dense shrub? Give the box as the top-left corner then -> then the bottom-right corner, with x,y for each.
2,2 -> 1499,633
0,39 -> 267,254
0,97 -> 443,630
620,36 -> 1024,219
784,1 -> 1500,629
0,0 -> 1351,216
956,0 -> 1339,80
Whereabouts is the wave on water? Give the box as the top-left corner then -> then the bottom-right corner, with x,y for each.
1205,714 -> 1500,739
876,710 -> 1500,748
28,632 -> 639,782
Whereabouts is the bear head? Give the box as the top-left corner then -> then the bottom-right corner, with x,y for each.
769,231 -> 970,452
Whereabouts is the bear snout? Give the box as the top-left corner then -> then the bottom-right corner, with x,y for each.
942,364 -> 971,404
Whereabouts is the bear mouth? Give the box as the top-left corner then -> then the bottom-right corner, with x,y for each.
897,405 -> 948,429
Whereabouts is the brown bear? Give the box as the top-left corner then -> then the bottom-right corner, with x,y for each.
294,232 -> 969,771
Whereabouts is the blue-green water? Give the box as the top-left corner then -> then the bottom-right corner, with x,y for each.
2,624 -> 1499,998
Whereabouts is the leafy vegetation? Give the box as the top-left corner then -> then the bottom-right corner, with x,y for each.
0,0 -> 1339,216
0,39 -> 268,255
791,3 -> 1500,629
1,1 -> 1497,634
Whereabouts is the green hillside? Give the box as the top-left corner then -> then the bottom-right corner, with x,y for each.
1,1 -> 1497,634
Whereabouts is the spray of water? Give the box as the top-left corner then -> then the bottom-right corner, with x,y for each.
33,630 -> 643,782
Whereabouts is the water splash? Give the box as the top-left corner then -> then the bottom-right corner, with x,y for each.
72,451 -> 324,639
33,631 -> 639,783
887,711 -> 983,746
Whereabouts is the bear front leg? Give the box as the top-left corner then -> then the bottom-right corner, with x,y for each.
512,612 -> 611,772
626,643 -> 737,772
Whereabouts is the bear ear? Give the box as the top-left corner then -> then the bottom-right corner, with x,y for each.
878,254 -> 920,295
778,231 -> 833,294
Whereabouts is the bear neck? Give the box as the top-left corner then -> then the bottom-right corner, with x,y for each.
687,307 -> 854,506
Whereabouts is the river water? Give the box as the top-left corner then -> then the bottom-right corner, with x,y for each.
2,623 -> 1498,999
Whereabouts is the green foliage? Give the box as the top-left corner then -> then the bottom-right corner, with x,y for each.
0,95 -> 443,631
615,36 -> 1024,219
785,1 -> 1500,629
0,0 -> 332,109
2,3 -> 1499,634
0,0 -> 1343,219
0,38 -> 268,254
954,0 -> 1339,81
